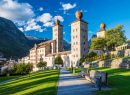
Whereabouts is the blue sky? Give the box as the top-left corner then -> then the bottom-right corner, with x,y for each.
0,0 -> 130,42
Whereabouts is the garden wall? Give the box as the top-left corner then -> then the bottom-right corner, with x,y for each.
83,58 -> 130,69
110,49 -> 130,57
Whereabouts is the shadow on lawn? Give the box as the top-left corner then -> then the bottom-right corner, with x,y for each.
0,69 -> 60,95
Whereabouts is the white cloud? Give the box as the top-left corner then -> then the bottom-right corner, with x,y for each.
0,0 -> 35,22
60,3 -> 76,10
88,31 -> 94,33
37,13 -> 64,27
53,16 -> 64,22
43,22 -> 54,27
63,32 -> 65,34
37,13 -> 52,23
25,19 -> 45,32
19,28 -> 24,32
39,7 -> 43,11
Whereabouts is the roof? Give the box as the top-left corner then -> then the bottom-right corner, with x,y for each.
97,29 -> 105,33
46,51 -> 71,57
71,19 -> 88,24
30,40 -> 56,51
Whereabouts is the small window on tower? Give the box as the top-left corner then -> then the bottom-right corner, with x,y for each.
76,29 -> 77,31
76,35 -> 77,38
84,42 -> 85,45
73,29 -> 75,32
84,48 -> 85,51
84,36 -> 85,38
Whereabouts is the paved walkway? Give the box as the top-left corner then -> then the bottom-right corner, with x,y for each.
57,68 -> 96,95
57,68 -> 112,95
0,77 -> 18,85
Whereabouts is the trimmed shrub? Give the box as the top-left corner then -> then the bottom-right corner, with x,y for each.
37,61 -> 47,67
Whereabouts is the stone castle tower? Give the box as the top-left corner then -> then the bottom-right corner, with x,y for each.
71,11 -> 88,67
52,17 -> 63,53
97,22 -> 106,37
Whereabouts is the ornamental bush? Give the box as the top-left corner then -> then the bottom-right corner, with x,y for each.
37,61 -> 47,67
54,54 -> 63,65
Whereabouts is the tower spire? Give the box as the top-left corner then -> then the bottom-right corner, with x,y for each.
57,14 -> 58,20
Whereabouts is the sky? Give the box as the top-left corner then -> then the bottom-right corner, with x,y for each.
0,0 -> 130,42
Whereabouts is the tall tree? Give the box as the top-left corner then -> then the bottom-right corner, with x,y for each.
54,54 -> 63,65
91,37 -> 107,53
105,24 -> 127,49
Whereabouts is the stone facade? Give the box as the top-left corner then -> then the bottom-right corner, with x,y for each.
83,58 -> 130,69
97,30 -> 105,37
53,24 -> 63,53
71,19 -> 88,67
110,49 -> 130,57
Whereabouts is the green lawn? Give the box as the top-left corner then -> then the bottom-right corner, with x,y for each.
67,67 -> 130,95
0,69 -> 60,95
0,75 -> 21,83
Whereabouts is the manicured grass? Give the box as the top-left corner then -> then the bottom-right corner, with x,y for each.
0,69 -> 60,95
0,75 -> 21,83
67,67 -> 130,95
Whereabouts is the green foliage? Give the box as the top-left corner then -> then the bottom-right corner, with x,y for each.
2,63 -> 33,75
85,55 -> 89,59
89,51 -> 98,58
54,55 -> 63,65
105,24 -> 127,48
80,57 -> 85,63
37,61 -> 47,67
2,68 -> 9,74
91,37 -> 107,53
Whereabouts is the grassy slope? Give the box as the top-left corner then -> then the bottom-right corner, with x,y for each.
67,67 -> 130,95
0,69 -> 60,95
0,75 -> 20,83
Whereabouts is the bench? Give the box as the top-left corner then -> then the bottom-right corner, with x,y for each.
85,70 -> 108,86
78,69 -> 89,77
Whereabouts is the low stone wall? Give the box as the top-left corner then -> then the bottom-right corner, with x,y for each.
83,58 -> 130,69
110,49 -> 130,57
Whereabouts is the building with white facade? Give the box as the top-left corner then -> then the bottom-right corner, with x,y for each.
22,11 -> 105,70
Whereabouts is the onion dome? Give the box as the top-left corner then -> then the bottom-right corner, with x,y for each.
55,19 -> 60,25
76,11 -> 83,19
100,23 -> 106,29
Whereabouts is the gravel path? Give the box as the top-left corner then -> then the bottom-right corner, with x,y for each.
57,68 -> 97,95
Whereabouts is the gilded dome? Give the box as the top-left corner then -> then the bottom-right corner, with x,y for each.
100,23 -> 106,29
76,11 -> 83,19
55,19 -> 60,25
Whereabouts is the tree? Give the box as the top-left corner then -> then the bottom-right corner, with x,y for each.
91,37 -> 107,53
89,51 -> 97,58
105,24 -> 127,49
80,57 -> 85,63
37,61 -> 47,67
54,55 -> 63,65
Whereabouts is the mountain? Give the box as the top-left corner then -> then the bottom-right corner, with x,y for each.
88,34 -> 97,46
63,40 -> 71,51
0,17 -> 33,58
25,35 -> 48,44
26,35 -> 71,51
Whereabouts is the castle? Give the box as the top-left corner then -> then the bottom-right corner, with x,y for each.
22,11 -> 106,70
